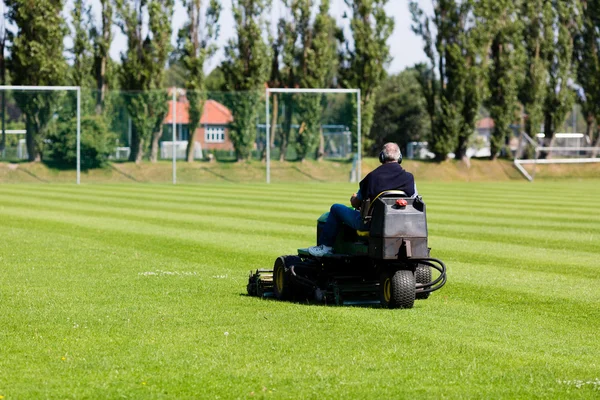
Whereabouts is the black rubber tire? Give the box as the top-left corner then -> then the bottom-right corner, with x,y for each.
273,256 -> 297,300
380,269 -> 415,309
415,264 -> 432,300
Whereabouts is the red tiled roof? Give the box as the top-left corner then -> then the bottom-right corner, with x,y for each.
476,117 -> 495,129
164,99 -> 233,125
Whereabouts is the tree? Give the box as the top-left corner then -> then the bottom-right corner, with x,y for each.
221,0 -> 270,161
0,2 -> 12,154
340,0 -> 394,155
179,0 -> 221,162
277,8 -> 300,162
6,0 -> 68,162
90,0 -> 113,115
518,0 -> 548,140
262,19 -> 285,160
148,0 -> 175,163
410,0 -> 473,161
541,0 -> 581,143
370,68 -> 430,152
70,0 -> 94,89
295,0 -> 339,161
482,0 -> 524,159
574,0 -> 600,150
115,0 -> 173,164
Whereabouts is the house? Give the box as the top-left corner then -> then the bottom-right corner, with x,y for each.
476,117 -> 494,140
163,90 -> 234,157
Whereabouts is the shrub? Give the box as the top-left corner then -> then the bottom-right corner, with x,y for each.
47,116 -> 116,168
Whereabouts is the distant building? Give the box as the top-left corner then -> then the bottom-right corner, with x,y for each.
476,117 -> 495,140
163,90 -> 234,153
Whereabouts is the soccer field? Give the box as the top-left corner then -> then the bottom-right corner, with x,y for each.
0,181 -> 599,398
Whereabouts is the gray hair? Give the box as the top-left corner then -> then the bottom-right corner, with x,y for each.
382,142 -> 401,162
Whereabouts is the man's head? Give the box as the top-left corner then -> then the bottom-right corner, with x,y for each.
379,142 -> 402,164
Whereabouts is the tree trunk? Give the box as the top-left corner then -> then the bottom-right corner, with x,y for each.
592,133 -> 600,158
455,136 -> 469,165
129,126 -> 141,163
150,125 -> 164,163
25,120 -> 40,162
0,34 -> 4,153
280,98 -> 293,161
585,113 -> 594,142
542,111 -> 553,159
135,138 -> 144,164
186,126 -> 197,162
1,91 -> 5,153
95,57 -> 107,115
315,127 -> 324,161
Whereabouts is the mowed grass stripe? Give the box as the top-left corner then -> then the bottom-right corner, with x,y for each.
0,185 -> 339,215
0,192 -> 324,233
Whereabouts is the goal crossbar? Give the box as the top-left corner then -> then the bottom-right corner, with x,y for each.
0,85 -> 82,184
265,88 -> 361,184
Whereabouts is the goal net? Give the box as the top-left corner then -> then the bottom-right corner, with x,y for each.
264,88 -> 361,183
514,131 -> 600,181
0,86 -> 81,183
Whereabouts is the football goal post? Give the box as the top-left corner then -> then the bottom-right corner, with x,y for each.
265,88 -> 361,184
514,131 -> 600,181
0,85 -> 82,184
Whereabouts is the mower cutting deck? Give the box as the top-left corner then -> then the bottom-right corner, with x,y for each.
247,191 -> 447,309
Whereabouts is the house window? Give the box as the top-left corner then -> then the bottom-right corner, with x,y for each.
205,126 -> 225,143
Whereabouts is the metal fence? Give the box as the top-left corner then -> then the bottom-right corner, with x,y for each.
0,87 -> 359,184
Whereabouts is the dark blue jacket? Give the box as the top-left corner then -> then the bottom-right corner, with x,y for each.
359,163 -> 416,201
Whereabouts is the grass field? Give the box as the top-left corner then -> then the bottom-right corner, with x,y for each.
0,181 -> 599,398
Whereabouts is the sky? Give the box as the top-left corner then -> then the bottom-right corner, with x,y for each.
3,0 -> 433,75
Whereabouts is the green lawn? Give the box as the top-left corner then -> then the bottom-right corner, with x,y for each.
0,181 -> 599,398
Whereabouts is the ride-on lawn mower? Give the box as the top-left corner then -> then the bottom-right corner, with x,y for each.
247,191 -> 447,309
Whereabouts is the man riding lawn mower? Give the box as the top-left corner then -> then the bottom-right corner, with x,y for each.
247,143 -> 447,309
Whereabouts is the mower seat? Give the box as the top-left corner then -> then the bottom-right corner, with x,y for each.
357,190 -> 408,236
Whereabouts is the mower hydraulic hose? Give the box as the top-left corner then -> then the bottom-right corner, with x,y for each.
408,257 -> 447,294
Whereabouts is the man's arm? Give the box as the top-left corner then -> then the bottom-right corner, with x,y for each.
350,189 -> 362,209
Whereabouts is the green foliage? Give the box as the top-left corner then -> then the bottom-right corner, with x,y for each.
179,0 -> 221,162
47,115 -> 116,168
340,0 -> 394,155
70,0 -> 95,89
370,68 -> 430,152
221,0 -> 270,161
90,0 -> 113,114
518,0 -> 548,138
482,0 -> 525,159
0,181 -> 599,397
292,0 -> 339,161
411,0 -> 486,161
542,0 -> 581,139
115,0 -> 174,163
6,0 -> 68,161
574,0 -> 600,142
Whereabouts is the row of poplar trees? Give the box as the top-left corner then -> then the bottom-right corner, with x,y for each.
1,0 -> 394,163
410,0 -> 600,161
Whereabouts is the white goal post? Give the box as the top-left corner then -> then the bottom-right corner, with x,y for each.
265,88 -> 362,184
0,85 -> 82,184
514,131 -> 600,181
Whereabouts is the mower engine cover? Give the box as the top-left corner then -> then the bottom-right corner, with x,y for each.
368,196 -> 428,260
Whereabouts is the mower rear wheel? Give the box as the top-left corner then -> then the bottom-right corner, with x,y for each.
380,269 -> 415,309
273,256 -> 298,300
415,264 -> 432,300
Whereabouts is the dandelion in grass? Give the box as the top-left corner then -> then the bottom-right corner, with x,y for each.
224,331 -> 229,345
